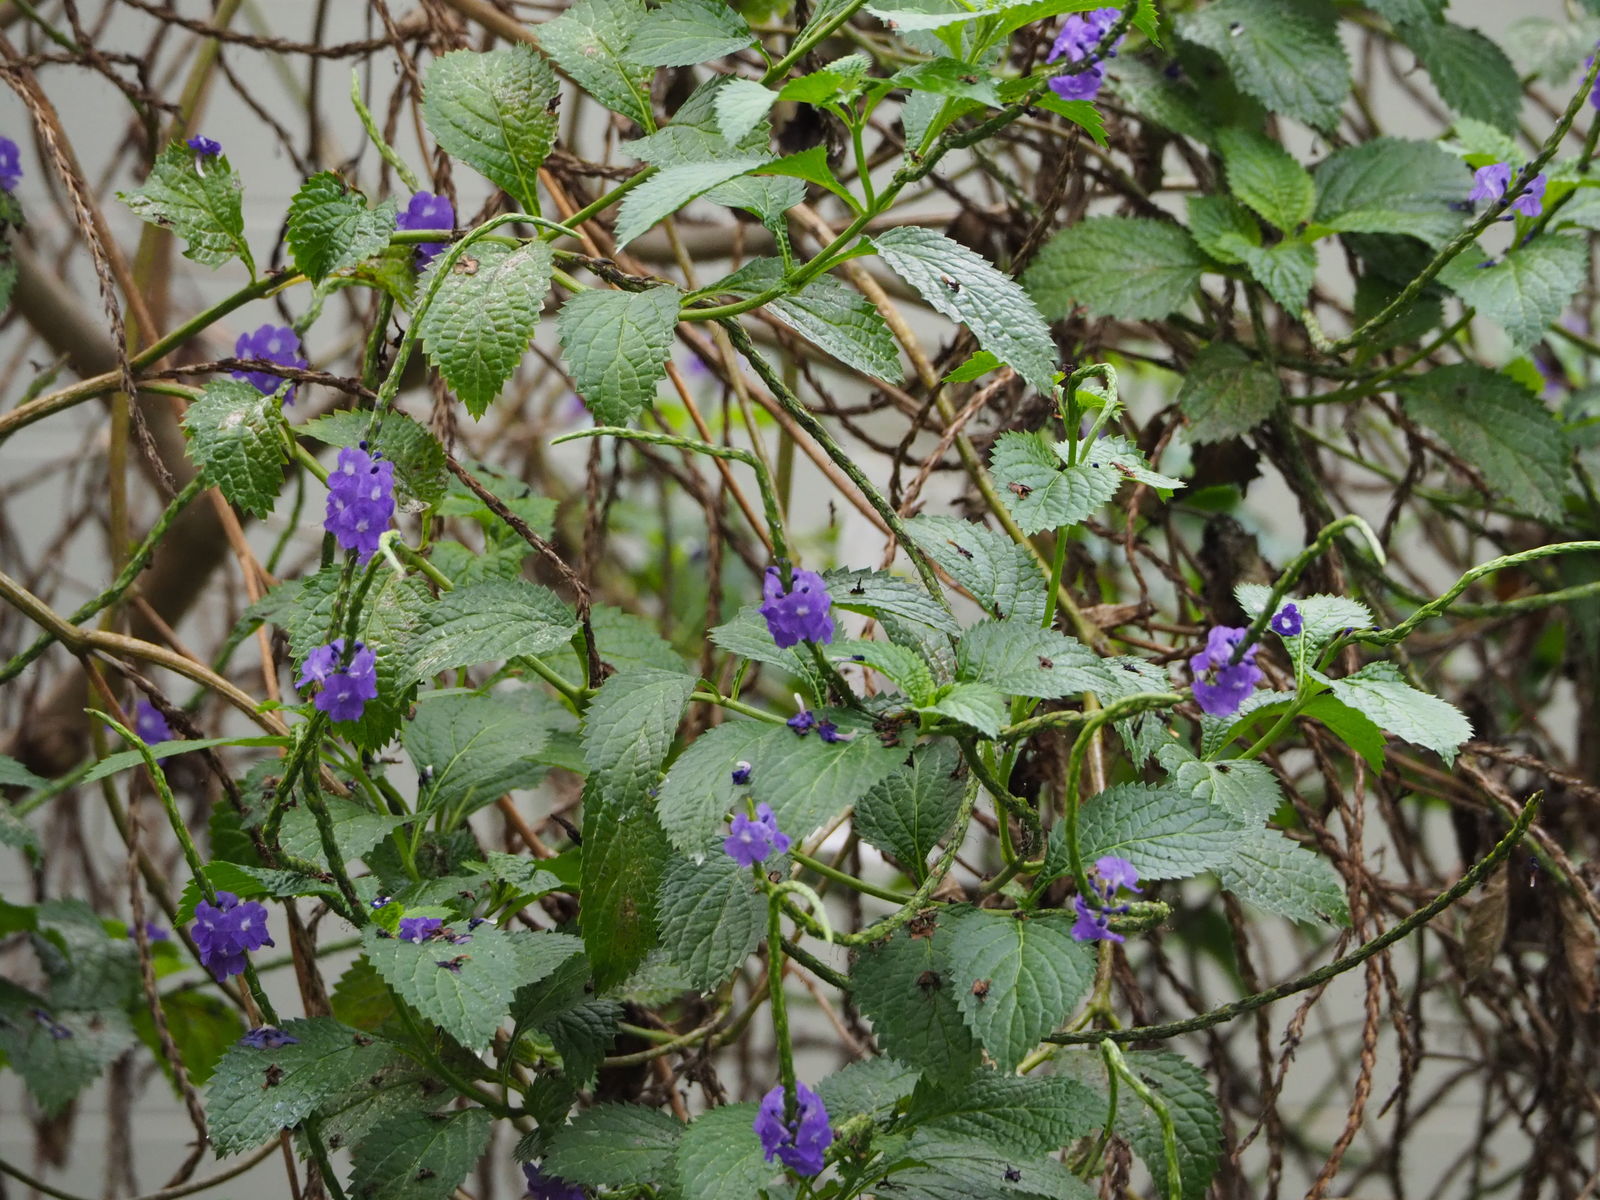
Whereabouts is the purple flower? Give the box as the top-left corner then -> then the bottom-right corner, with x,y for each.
522,1162 -> 586,1200
759,567 -> 835,649
1189,625 -> 1263,718
731,760 -> 753,786
1468,162 -> 1545,218
1072,856 -> 1141,944
0,137 -> 22,192
1046,7 -> 1122,102
295,638 -> 379,723
787,708 -> 818,735
134,699 -> 173,746
128,920 -> 169,943
1094,855 -> 1141,895
725,802 -> 791,868
1270,603 -> 1303,638
31,1009 -> 72,1040
395,191 -> 456,268
186,135 -> 222,158
399,916 -> 443,943
755,1082 -> 833,1176
233,324 -> 308,404
239,1026 -> 299,1049
816,720 -> 851,744
191,891 -> 274,981
1511,173 -> 1546,218
1590,55 -> 1599,110
324,445 -> 396,561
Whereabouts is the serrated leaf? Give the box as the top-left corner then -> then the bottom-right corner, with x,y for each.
655,720 -> 773,852
1401,19 -> 1522,134
874,226 -> 1057,391
851,918 -> 981,1085
714,77 -> 779,142
544,1103 -> 683,1187
1322,661 -> 1472,764
1236,238 -> 1316,312
407,579 -> 577,682
0,753 -> 45,789
558,286 -> 680,425
908,1070 -> 1101,1155
627,0 -> 753,65
182,379 -> 284,518
835,638 -> 937,704
991,431 -> 1180,535
955,620 -> 1104,699
118,140 -> 253,272
826,566 -> 959,633
904,514 -> 1047,625
1186,194 -> 1260,265
0,982 -> 135,1116
750,718 -> 905,843
422,45 -> 559,210
1178,0 -> 1350,129
1065,782 -> 1240,881
615,156 -> 769,247
542,0 -> 655,127
1116,1051 -> 1222,1200
1178,343 -> 1282,443
922,681 -> 1007,737
944,907 -> 1096,1071
704,174 -> 806,238
1218,825 -> 1350,925
363,925 -> 580,1051
888,1132 -> 1096,1199
710,603 -> 813,679
405,689 -> 553,815
417,239 -> 554,418
819,1057 -> 920,1122
675,1103 -> 779,1200
1313,137 -> 1468,248
0,804 -> 39,855
1438,234 -> 1588,353
1398,364 -> 1568,518
1216,127 -> 1315,231
1159,748 -> 1284,825
657,848 -> 765,989
349,1107 -> 493,1200
717,257 -> 902,381
1026,216 -> 1208,322
286,172 -> 397,283
1234,584 -> 1372,654
299,410 -> 447,506
1111,56 -> 1217,144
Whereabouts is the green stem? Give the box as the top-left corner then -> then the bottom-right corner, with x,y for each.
1101,1039 -> 1182,1200
768,893 -> 798,1096
790,847 -> 912,904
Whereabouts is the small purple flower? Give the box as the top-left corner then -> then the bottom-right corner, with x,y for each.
1072,856 -> 1141,944
239,1026 -> 299,1050
128,921 -> 170,943
399,916 -> 444,943
1046,7 -> 1122,102
186,135 -> 222,159
395,191 -> 456,268
191,891 -> 274,981
30,1008 -> 73,1039
1270,603 -> 1303,638
233,324 -> 308,404
725,802 -> 791,868
1468,162 -> 1545,218
1094,855 -> 1141,895
1589,55 -> 1599,110
787,708 -> 818,736
295,638 -> 379,723
522,1162 -> 586,1200
1072,894 -> 1120,943
1511,173 -> 1546,218
0,137 -> 22,192
816,720 -> 851,744
755,1082 -> 833,1177
1189,625 -> 1263,718
324,445 -> 396,561
134,699 -> 173,747
731,760 -> 753,786
372,895 -> 394,909
759,567 -> 835,649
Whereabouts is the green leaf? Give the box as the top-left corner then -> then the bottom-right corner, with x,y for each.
118,140 -> 253,273
874,226 -> 1057,391
1218,825 -> 1350,926
955,619 -> 1104,699
580,669 -> 697,987
710,603 -> 812,678
1116,1051 -> 1222,1200
1186,195 -> 1260,265
0,804 -> 39,855
714,77 -> 779,143
1111,56 -> 1218,145
851,917 -> 981,1085
627,0 -> 753,65
991,431 -> 1180,535
0,753 -> 45,789
1312,137 -> 1468,248
182,379 -> 284,518
1066,782 -> 1240,881
922,681 -> 1007,737
834,638 -> 936,704
0,982 -> 135,1116
544,1103 -> 683,1187
827,566 -> 960,634
1401,19 -> 1522,134
885,1133 -> 1096,1199
541,0 -> 655,127
82,735 -> 287,786
674,1103 -> 779,1200
1026,216 -> 1208,321
417,239 -> 554,418
1234,584 -> 1372,654
405,689 -> 554,815
1321,661 -> 1473,764
1158,746 -> 1285,825
300,410 -> 447,506
1216,127 -> 1315,231
718,258 -> 902,381
286,172 -> 397,283
1398,365 -> 1568,519
657,848 -> 766,989
904,515 -> 1046,625
818,1057 -> 920,1123
278,796 -> 403,867
407,579 -> 577,682
748,718 -> 906,843
655,720 -> 772,852
1438,234 -> 1588,353
587,603 -> 692,674
944,907 -> 1096,1071
1178,0 -> 1350,129
206,1018 -> 409,1154
137,989 -> 242,1088
1236,238 -> 1316,313
1178,343 -> 1282,443
363,925 -> 581,1051
557,285 -> 680,424
908,1070 -> 1101,1155
422,46 -> 559,210
704,174 -> 806,238
349,1107 -> 493,1200
614,156 -> 770,247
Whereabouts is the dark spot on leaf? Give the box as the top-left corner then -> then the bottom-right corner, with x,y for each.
262,1064 -> 284,1088
416,1169 -> 435,1182
353,1033 -> 373,1046
907,911 -> 939,939
971,978 -> 990,1001
1007,481 -> 1032,498
1005,1167 -> 1022,1182
452,256 -> 479,276
1216,764 -> 1231,774
1038,656 -> 1053,669
916,970 -> 941,992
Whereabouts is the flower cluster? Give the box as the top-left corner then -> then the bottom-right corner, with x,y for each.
239,1026 -> 299,1050
1468,162 -> 1544,218
522,1162 -> 585,1200
1071,855 -> 1142,943
296,638 -> 379,723
233,323 -> 309,404
324,444 -> 395,561
1270,603 -> 1303,638
1047,7 -> 1122,102
399,916 -> 443,943
725,802 -> 791,868
787,703 -> 849,742
395,191 -> 456,268
0,137 -> 21,192
755,1082 -> 833,1176
759,567 -> 835,649
1189,625 -> 1263,717
191,891 -> 273,980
